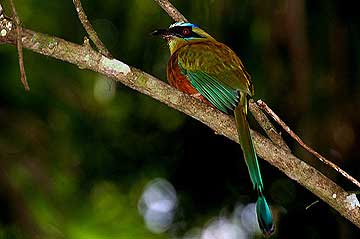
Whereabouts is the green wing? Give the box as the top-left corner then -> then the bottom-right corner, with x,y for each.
177,41 -> 253,96
184,69 -> 239,114
177,41 -> 253,113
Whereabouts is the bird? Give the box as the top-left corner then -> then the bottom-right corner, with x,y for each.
152,22 -> 274,236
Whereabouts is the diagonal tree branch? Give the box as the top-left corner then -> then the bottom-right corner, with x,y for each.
0,20 -> 359,229
257,99 -> 360,189
249,99 -> 291,153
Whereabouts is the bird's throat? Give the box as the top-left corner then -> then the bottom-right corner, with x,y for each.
167,38 -> 187,55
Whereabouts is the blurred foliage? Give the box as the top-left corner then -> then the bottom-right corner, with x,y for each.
0,0 -> 360,238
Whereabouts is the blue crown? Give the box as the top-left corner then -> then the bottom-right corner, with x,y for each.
169,22 -> 199,28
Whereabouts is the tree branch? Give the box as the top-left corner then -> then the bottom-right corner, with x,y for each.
9,0 -> 29,91
153,0 -> 188,22
249,99 -> 291,153
257,99 -> 360,189
0,7 -> 359,230
73,0 -> 112,57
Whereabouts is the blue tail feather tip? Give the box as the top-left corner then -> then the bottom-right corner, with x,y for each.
256,195 -> 275,237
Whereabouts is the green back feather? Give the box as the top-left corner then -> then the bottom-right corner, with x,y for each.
181,67 -> 239,114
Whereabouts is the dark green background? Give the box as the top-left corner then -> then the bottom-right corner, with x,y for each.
0,0 -> 359,238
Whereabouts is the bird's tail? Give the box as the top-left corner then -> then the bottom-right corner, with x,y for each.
234,95 -> 274,236
256,192 -> 275,236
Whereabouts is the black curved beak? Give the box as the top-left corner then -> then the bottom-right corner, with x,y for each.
151,29 -> 169,37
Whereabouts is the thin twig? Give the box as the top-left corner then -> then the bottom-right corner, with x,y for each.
153,0 -> 188,22
9,0 -> 29,91
257,99 -> 360,189
73,0 -> 112,58
249,99 -> 291,152
305,200 -> 320,210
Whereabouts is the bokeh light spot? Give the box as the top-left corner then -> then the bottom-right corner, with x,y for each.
93,77 -> 116,104
138,178 -> 177,233
201,217 -> 247,239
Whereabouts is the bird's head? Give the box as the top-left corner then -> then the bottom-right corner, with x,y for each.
152,22 -> 214,54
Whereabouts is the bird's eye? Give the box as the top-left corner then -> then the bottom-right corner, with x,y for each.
182,28 -> 190,35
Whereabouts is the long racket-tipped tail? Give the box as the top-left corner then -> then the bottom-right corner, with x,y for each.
234,95 -> 274,236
